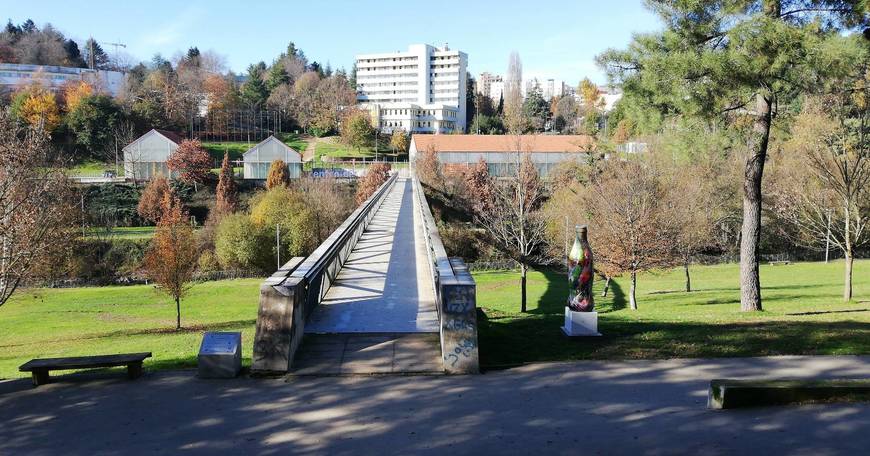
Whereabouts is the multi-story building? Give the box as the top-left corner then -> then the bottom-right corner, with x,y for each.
524,77 -> 566,100
0,63 -> 125,96
355,43 -> 467,134
477,72 -> 504,103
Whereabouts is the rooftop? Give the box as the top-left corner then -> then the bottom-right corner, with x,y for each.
411,134 -> 595,153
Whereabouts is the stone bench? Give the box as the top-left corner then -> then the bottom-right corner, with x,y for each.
19,352 -> 152,386
708,378 -> 870,409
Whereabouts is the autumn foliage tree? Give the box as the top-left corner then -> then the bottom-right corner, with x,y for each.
11,84 -> 60,131
215,151 -> 238,215
355,163 -> 391,205
144,193 -> 198,330
265,160 -> 290,189
167,139 -> 211,191
137,175 -> 172,224
390,129 -> 409,154
0,111 -> 72,308
584,161 -> 676,310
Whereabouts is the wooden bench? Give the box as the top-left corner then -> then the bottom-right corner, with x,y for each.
768,260 -> 790,265
19,352 -> 152,386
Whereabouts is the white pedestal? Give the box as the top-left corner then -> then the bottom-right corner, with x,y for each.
561,308 -> 602,337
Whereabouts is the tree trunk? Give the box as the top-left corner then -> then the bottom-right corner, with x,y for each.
684,261 -> 691,293
176,296 -> 181,330
740,92 -> 772,312
601,276 -> 611,297
520,262 -> 528,312
629,271 -> 638,310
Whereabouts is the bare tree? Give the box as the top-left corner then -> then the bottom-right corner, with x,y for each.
0,111 -> 72,308
773,97 -> 870,301
584,160 -> 675,310
472,139 -> 547,312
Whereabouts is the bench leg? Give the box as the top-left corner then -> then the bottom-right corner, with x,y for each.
31,369 -> 50,386
127,362 -> 143,380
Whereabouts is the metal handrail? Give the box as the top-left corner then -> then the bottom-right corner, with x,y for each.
278,172 -> 399,318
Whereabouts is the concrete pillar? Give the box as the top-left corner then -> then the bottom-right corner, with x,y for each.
439,259 -> 479,374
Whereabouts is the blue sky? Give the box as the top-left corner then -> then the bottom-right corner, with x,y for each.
2,0 -> 663,85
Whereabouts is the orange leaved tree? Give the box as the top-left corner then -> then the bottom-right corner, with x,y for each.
144,194 -> 198,329
355,163 -> 391,205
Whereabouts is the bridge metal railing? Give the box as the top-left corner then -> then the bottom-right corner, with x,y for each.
411,173 -> 480,374
252,172 -> 399,373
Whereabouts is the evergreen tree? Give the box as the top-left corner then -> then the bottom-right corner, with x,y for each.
83,37 -> 109,70
63,39 -> 85,67
215,151 -> 238,215
241,63 -> 270,109
266,63 -> 290,91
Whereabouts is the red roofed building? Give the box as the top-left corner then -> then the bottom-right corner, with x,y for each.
409,134 -> 596,177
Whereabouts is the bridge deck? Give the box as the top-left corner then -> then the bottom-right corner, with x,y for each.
305,177 -> 439,334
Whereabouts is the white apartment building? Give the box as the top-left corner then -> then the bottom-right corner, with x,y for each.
477,72 -> 504,103
356,43 -> 467,134
0,63 -> 125,96
524,77 -> 566,100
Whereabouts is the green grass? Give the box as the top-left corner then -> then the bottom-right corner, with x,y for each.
475,260 -> 870,368
202,133 -> 308,162
69,160 -> 115,177
0,279 -> 261,379
84,226 -> 156,240
3,261 -> 868,379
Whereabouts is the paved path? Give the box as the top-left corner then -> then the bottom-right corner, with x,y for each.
2,356 -> 870,455
292,333 -> 442,375
305,177 -> 438,334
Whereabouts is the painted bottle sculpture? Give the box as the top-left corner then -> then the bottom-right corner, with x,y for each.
568,225 -> 594,312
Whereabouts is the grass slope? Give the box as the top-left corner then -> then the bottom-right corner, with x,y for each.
476,260 -> 870,368
202,133 -> 308,162
0,279 -> 261,379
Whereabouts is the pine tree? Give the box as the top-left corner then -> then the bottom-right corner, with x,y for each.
215,151 -> 238,215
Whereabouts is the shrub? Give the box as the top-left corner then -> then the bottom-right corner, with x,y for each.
197,250 -> 220,273
214,214 -> 271,271
137,176 -> 171,224
355,163 -> 391,205
266,160 -> 290,189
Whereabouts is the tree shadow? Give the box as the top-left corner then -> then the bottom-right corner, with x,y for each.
530,268 -> 625,315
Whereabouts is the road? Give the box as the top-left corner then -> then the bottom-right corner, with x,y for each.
2,356 -> 869,455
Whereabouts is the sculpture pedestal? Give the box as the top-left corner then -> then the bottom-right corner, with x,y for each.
561,307 -> 602,337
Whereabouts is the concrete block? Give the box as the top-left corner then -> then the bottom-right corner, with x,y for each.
198,332 -> 242,379
561,308 -> 602,337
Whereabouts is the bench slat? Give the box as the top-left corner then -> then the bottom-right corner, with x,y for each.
19,353 -> 152,372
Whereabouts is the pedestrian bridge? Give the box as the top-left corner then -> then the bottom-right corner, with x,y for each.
252,170 -> 479,375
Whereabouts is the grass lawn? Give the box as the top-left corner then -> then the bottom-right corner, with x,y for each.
69,160 -> 115,177
85,226 -> 156,240
476,260 -> 870,368
2,261 -> 868,379
202,133 -> 308,162
313,136 -> 394,162
0,279 -> 261,379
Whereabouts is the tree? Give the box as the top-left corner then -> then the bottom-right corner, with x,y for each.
250,186 -> 318,261
522,85 -> 549,132
471,147 -> 547,312
65,94 -> 123,159
295,177 -> 354,245
144,193 -> 198,330
215,213 -> 271,270
504,51 -> 526,133
0,111 -> 72,308
83,38 -> 109,70
341,109 -> 374,153
266,160 -> 290,189
774,91 -> 870,301
241,62 -> 269,109
215,151 -> 238,215
12,85 -> 60,131
597,1 -> 867,311
389,129 -> 409,154
553,96 -> 578,133
266,63 -> 290,91
583,160 -> 676,309
137,176 -> 172,224
62,81 -> 93,112
356,163 -> 391,205
167,139 -> 212,191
